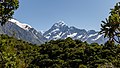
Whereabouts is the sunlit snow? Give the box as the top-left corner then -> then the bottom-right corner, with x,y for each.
51,29 -> 59,32
9,19 -> 32,30
88,33 -> 98,38
67,33 -> 77,38
77,35 -> 83,39
92,35 -> 102,41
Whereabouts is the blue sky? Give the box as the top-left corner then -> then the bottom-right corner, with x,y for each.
13,0 -> 119,31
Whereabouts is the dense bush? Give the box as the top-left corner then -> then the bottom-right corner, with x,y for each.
0,34 -> 120,68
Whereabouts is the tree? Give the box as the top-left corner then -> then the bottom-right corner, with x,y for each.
0,0 -> 19,25
100,2 -> 120,44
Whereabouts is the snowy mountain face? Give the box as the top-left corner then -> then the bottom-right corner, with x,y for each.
0,19 -> 107,44
9,19 -> 32,31
43,21 -> 107,44
0,19 -> 47,44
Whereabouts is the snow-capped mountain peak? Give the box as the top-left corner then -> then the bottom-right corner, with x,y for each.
43,21 -> 107,44
53,20 -> 66,27
9,19 -> 32,30
0,19 -> 47,44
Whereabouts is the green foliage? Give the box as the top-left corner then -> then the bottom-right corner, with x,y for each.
0,0 -> 19,25
100,2 -> 120,43
0,35 -> 120,67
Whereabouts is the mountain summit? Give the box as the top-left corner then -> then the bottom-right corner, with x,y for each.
53,20 -> 66,27
9,19 -> 32,30
43,21 -> 107,44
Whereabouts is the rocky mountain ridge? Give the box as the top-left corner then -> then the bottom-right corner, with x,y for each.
0,19 -> 107,44
43,21 -> 107,44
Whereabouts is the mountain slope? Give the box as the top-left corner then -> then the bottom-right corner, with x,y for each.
0,19 -> 47,44
43,21 -> 107,44
0,19 -> 107,44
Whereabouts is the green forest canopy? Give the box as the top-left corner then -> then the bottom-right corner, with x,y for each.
0,34 -> 120,67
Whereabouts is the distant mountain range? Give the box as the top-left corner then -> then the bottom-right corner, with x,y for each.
0,19 -> 107,44
43,21 -> 107,44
